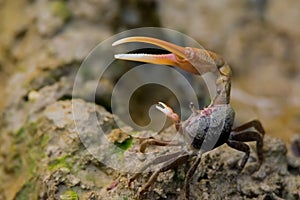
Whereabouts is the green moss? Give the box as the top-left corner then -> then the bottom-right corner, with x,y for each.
50,0 -> 71,21
14,122 -> 38,142
115,137 -> 133,151
14,127 -> 26,143
9,122 -> 40,175
48,155 -> 71,171
41,134 -> 50,148
15,127 -> 25,137
27,122 -> 38,135
27,147 -> 41,175
60,190 -> 79,200
8,121 -> 49,198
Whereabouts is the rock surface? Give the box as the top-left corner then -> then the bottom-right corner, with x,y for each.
103,129 -> 300,200
1,99 -> 300,199
0,0 -> 300,200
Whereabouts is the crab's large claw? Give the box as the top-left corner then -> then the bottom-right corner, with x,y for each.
112,36 -> 221,75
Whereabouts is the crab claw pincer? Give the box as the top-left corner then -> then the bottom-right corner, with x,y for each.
155,102 -> 179,123
112,36 -> 221,75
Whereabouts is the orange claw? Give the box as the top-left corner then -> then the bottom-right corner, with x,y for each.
112,36 -> 221,75
113,36 -> 231,105
156,102 -> 179,124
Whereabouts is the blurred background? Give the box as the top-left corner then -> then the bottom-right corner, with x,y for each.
0,0 -> 299,198
1,0 -> 299,147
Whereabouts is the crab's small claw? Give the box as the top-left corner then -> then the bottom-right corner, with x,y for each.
112,36 -> 222,75
156,102 -> 179,124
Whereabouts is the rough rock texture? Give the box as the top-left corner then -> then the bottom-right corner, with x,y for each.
0,99 -> 116,199
103,128 -> 300,200
1,99 -> 299,200
0,0 -> 300,200
0,1 -> 160,199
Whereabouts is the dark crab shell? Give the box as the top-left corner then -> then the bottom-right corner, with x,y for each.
182,104 -> 235,151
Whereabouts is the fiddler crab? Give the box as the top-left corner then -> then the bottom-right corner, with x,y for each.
112,36 -> 265,199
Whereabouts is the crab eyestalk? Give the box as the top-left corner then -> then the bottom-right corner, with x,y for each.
112,36 -> 232,105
